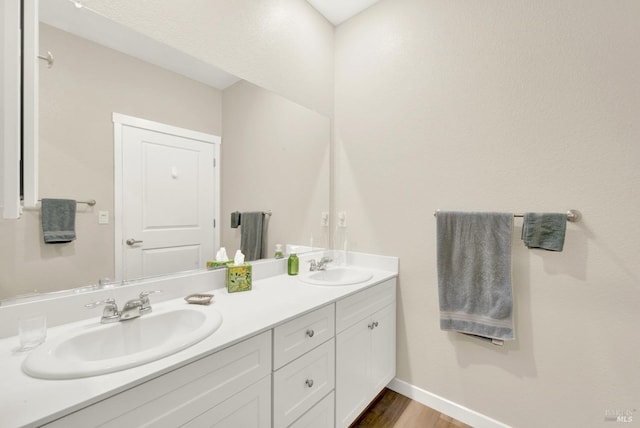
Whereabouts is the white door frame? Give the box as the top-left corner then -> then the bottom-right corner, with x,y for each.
113,113 -> 221,281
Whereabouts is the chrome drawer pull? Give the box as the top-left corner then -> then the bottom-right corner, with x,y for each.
305,379 -> 314,388
306,329 -> 315,338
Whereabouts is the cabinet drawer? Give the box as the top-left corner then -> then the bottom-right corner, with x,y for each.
289,391 -> 334,428
44,331 -> 272,428
273,303 -> 335,369
273,338 -> 335,428
336,279 -> 396,333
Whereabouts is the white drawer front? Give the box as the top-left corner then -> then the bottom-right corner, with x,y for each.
289,391 -> 335,428
336,279 -> 396,333
44,331 -> 272,428
273,303 -> 335,369
273,338 -> 335,428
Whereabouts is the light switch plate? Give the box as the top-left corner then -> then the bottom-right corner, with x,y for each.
98,210 -> 109,224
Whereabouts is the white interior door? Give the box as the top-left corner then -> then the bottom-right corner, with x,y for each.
114,114 -> 219,280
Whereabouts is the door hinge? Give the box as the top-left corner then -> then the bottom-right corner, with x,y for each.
213,219 -> 216,228
213,158 -> 216,167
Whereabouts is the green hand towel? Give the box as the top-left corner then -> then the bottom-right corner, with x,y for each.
521,213 -> 567,251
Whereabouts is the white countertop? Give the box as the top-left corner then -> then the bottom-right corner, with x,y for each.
0,253 -> 397,428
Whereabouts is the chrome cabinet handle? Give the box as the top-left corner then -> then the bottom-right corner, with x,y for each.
368,321 -> 379,330
305,379 -> 314,388
306,329 -> 315,338
126,238 -> 143,246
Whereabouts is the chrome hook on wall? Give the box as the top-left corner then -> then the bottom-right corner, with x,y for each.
37,51 -> 54,68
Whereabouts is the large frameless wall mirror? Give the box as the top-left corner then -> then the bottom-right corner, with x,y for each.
0,0 -> 330,303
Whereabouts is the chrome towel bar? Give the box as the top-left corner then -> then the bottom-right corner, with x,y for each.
38,199 -> 96,207
433,209 -> 581,222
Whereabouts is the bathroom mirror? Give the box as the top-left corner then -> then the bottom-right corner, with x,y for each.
0,0 -> 330,302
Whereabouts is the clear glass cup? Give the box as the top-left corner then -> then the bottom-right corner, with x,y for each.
19,314 -> 47,350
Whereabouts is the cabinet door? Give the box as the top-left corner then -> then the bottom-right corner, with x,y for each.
370,303 -> 396,395
335,303 -> 396,428
335,318 -> 370,428
44,332 -> 271,428
336,279 -> 395,334
182,375 -> 271,428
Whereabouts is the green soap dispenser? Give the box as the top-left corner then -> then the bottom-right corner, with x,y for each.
287,248 -> 299,276
274,244 -> 284,259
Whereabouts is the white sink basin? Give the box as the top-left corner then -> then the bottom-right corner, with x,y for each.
299,267 -> 373,286
23,305 -> 223,380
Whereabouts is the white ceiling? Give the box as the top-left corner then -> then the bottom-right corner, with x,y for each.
306,0 -> 382,26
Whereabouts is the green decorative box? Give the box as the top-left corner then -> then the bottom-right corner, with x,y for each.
227,263 -> 252,293
206,260 -> 232,270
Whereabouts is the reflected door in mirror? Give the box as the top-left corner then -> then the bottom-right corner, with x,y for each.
120,122 -> 217,279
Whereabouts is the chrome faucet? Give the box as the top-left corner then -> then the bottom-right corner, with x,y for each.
120,298 -> 144,320
86,291 -> 160,323
138,290 -> 159,315
85,298 -> 120,324
308,256 -> 333,271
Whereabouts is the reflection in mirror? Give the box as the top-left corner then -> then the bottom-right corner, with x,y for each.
0,1 -> 330,303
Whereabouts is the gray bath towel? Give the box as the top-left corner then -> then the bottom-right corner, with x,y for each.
521,213 -> 567,251
436,211 -> 515,341
240,212 -> 267,261
41,198 -> 77,244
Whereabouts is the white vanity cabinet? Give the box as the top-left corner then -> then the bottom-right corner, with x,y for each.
31,275 -> 398,428
272,304 -> 335,428
43,331 -> 272,428
335,279 -> 397,428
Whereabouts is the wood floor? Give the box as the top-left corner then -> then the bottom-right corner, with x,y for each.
351,388 -> 472,428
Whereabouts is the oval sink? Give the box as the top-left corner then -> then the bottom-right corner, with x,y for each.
23,305 -> 222,380
299,267 -> 373,286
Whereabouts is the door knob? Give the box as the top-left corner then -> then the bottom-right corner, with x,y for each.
126,238 -> 143,246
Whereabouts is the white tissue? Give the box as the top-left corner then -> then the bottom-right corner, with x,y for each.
233,250 -> 245,265
216,247 -> 228,261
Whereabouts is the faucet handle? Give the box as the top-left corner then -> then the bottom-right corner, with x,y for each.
139,290 -> 161,314
307,260 -> 318,271
85,298 -> 120,323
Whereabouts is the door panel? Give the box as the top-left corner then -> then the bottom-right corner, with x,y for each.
121,124 -> 215,279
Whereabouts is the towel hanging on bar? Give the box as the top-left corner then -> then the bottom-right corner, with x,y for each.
434,209 -> 581,222
41,199 -> 77,244
39,199 -> 96,207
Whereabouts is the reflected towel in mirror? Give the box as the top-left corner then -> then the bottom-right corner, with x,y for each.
41,198 -> 77,244
240,211 -> 268,261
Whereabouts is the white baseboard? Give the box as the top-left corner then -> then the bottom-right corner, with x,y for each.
387,378 -> 511,428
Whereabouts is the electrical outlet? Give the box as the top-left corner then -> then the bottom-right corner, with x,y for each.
337,211 -> 347,228
320,211 -> 329,227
